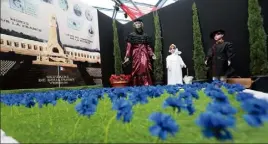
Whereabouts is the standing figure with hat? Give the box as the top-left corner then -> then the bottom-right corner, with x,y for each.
205,29 -> 235,82
123,19 -> 156,86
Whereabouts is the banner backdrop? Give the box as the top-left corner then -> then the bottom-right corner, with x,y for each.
1,0 -> 100,51
0,0 -> 102,90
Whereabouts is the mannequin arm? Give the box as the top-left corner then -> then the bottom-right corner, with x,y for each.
147,45 -> 155,57
125,42 -> 132,58
226,42 -> 234,61
206,47 -> 212,61
179,56 -> 186,67
166,57 -> 170,69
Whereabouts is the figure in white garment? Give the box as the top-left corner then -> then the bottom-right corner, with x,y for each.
166,44 -> 186,85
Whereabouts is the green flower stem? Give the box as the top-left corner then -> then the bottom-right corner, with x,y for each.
48,107 -> 53,127
65,102 -> 69,112
154,138 -> 160,143
14,107 -> 20,115
37,110 -> 41,128
70,116 -> 82,140
104,115 -> 116,143
11,106 -> 13,117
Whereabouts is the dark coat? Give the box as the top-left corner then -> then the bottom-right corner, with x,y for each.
206,42 -> 234,77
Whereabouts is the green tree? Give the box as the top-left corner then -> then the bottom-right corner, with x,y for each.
248,0 -> 268,75
153,11 -> 164,82
192,3 -> 207,79
112,20 -> 123,75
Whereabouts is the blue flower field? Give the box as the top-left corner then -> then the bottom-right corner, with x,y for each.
1,81 -> 268,143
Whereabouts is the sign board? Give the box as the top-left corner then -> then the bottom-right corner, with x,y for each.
1,0 -> 100,51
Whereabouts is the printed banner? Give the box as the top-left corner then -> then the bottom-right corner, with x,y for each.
1,0 -> 100,51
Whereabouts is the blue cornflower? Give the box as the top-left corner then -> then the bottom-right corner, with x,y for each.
227,89 -> 236,94
165,86 -> 180,95
75,96 -> 98,118
129,90 -> 148,105
92,89 -> 105,99
224,83 -> 245,93
1,94 -> 16,106
196,112 -> 235,141
147,86 -> 164,98
185,104 -> 195,115
163,97 -> 184,113
35,92 -> 57,108
148,112 -> 179,140
206,102 -> 237,116
5,94 -> 24,106
180,88 -> 199,100
21,93 -> 36,108
241,98 -> 268,127
178,92 -> 196,115
107,92 -> 119,102
205,90 -> 229,104
111,88 -> 128,99
61,91 -> 78,104
112,99 -> 133,123
192,82 -> 206,90
205,85 -> 223,97
236,92 -> 254,102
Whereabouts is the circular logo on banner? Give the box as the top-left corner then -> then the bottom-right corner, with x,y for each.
67,18 -> 82,31
58,0 -> 68,11
88,25 -> 94,37
73,4 -> 82,17
10,0 -> 25,12
85,9 -> 93,21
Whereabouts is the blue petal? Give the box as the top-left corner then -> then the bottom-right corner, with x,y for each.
243,114 -> 262,127
202,129 -> 214,138
149,125 -> 161,136
149,112 -> 161,122
159,130 -> 168,140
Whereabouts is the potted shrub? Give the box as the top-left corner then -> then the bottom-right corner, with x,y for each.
109,20 -> 130,87
153,11 -> 164,85
247,0 -> 268,91
192,3 -> 207,83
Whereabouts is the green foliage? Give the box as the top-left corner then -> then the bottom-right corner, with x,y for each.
248,0 -> 268,75
112,20 -> 123,75
153,11 -> 164,82
1,91 -> 268,143
1,85 -> 102,94
192,3 -> 207,80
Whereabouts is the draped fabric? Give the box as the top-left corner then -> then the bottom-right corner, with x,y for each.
166,49 -> 186,85
206,42 -> 234,77
125,32 -> 154,86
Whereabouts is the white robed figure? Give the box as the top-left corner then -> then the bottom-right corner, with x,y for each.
166,44 -> 186,85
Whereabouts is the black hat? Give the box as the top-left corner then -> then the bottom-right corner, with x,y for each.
133,18 -> 143,22
210,29 -> 225,39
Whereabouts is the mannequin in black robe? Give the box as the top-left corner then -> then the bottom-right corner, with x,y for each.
205,29 -> 234,82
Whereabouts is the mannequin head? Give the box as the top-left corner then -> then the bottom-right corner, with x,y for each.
214,33 -> 224,41
169,44 -> 176,53
210,29 -> 225,42
133,19 -> 143,34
